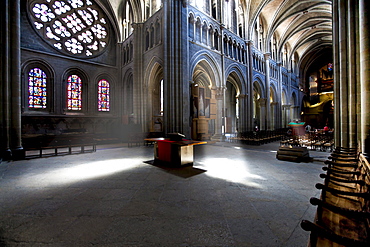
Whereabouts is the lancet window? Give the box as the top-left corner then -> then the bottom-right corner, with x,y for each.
67,74 -> 82,110
28,68 -> 47,109
98,79 -> 110,111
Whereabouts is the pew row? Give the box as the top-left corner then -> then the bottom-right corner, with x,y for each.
301,147 -> 370,246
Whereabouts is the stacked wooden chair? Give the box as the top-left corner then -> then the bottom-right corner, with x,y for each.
301,146 -> 370,246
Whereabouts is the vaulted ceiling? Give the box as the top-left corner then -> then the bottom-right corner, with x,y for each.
243,0 -> 332,73
105,0 -> 333,77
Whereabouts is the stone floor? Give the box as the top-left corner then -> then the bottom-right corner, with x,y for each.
0,141 -> 330,246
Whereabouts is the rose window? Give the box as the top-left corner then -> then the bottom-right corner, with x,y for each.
28,0 -> 109,57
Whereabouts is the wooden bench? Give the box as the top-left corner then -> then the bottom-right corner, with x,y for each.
301,146 -> 370,246
22,132 -> 96,158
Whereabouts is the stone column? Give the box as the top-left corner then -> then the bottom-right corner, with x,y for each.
246,41 -> 254,131
9,0 -> 23,159
0,0 -> 12,160
333,0 -> 341,146
211,87 -> 225,141
237,94 -> 248,133
282,104 -> 291,128
258,98 -> 267,130
264,53 -> 271,130
338,0 -> 349,147
333,0 -> 369,150
276,62 -> 283,129
163,1 -> 190,137
360,0 -> 370,154
347,0 -> 358,147
290,105 -> 299,122
270,102 -> 278,130
210,28 -> 214,48
132,23 -> 145,129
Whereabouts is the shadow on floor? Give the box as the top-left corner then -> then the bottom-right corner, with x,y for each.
143,160 -> 206,179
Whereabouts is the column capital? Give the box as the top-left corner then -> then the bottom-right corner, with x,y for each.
215,86 -> 225,99
246,40 -> 254,46
238,94 -> 248,99
264,52 -> 271,60
258,98 -> 267,106
131,22 -> 143,30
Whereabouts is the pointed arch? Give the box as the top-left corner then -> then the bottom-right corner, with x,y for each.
252,75 -> 265,98
190,52 -> 221,88
145,57 -> 164,131
291,91 -> 297,106
225,65 -> 247,96
281,87 -> 288,105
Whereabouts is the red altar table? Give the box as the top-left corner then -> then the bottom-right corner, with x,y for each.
145,138 -> 206,166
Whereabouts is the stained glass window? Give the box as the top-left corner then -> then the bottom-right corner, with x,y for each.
28,68 -> 47,109
327,63 -> 333,71
98,79 -> 110,111
67,75 -> 82,110
29,0 -> 109,57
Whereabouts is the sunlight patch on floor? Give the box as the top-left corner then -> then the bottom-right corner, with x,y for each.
195,158 -> 265,188
17,158 -> 141,187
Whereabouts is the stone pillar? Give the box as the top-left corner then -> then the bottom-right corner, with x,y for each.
258,98 -> 267,130
210,29 -> 215,48
270,102 -> 278,130
238,94 -> 248,133
282,104 -> 291,128
191,18 -> 196,41
246,41 -> 254,131
360,0 -> 370,155
3,0 -> 23,160
291,106 -> 299,122
11,0 -> 22,154
333,0 -> 341,146
0,0 -> 12,160
347,0 -> 358,147
333,0 -> 353,147
276,62 -> 283,129
264,53 -> 271,130
333,0 -> 369,150
211,87 -> 225,141
131,23 -> 145,129
163,1 -> 190,137
338,0 -> 349,147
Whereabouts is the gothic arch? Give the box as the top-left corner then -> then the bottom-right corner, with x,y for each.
120,0 -> 143,23
122,69 -> 134,119
225,70 -> 244,134
21,59 -> 55,113
281,88 -> 288,105
225,65 -> 247,95
269,83 -> 278,129
270,83 -> 277,102
291,91 -> 297,106
62,67 -> 89,113
95,73 -> 115,112
22,59 -> 55,77
190,52 -> 221,88
145,56 -> 164,88
145,58 -> 164,131
252,75 -> 265,98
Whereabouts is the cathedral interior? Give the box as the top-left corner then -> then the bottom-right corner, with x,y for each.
1,0 -> 370,246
